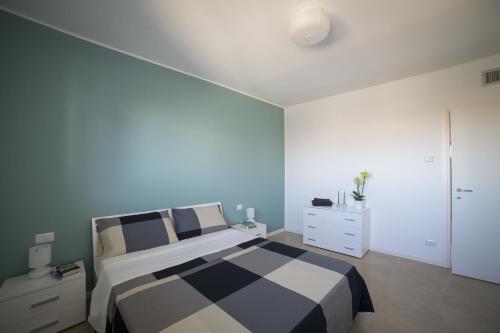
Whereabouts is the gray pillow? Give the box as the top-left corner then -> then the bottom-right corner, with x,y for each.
96,210 -> 178,259
172,204 -> 228,240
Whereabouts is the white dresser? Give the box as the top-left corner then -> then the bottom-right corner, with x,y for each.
0,261 -> 86,333
303,206 -> 370,258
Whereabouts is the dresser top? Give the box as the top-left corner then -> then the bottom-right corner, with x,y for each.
0,261 -> 85,302
305,205 -> 370,214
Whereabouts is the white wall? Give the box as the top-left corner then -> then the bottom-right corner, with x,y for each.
285,54 -> 500,267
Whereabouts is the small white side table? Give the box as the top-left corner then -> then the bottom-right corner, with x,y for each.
231,222 -> 267,238
0,260 -> 86,333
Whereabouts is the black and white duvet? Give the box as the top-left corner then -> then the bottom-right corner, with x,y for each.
89,230 -> 373,333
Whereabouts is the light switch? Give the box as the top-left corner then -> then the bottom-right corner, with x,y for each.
45,232 -> 54,242
35,232 -> 54,244
425,239 -> 437,247
236,204 -> 243,211
424,155 -> 434,163
35,234 -> 44,244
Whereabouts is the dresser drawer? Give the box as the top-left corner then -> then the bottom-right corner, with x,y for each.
303,207 -> 333,223
3,300 -> 85,333
304,207 -> 362,229
303,218 -> 332,233
333,224 -> 362,242
303,230 -> 363,258
329,238 -> 363,258
303,222 -> 362,243
0,278 -> 85,328
303,230 -> 330,250
331,211 -> 362,229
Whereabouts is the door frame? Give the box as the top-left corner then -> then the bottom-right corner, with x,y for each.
444,97 -> 500,271
442,108 -> 452,269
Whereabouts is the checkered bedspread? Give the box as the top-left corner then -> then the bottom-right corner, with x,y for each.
106,238 -> 374,333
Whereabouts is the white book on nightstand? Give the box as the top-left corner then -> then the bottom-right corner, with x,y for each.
0,260 -> 86,333
231,221 -> 267,238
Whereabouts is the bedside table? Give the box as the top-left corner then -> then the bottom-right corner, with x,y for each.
0,260 -> 86,333
231,222 -> 267,238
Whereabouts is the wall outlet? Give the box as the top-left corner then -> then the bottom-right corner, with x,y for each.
425,239 -> 437,247
236,204 -> 243,211
424,155 -> 434,162
35,232 -> 54,244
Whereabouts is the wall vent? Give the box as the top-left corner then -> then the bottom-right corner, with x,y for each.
482,67 -> 500,86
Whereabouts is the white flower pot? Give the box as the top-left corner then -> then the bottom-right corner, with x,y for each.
355,200 -> 365,210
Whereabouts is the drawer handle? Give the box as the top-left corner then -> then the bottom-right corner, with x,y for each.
30,295 -> 60,308
344,218 -> 356,222
255,233 -> 262,236
344,232 -> 355,236
344,246 -> 355,251
307,225 -> 317,229
30,320 -> 59,333
307,238 -> 316,242
307,213 -> 317,216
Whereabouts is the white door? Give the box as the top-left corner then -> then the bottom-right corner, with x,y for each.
451,98 -> 500,284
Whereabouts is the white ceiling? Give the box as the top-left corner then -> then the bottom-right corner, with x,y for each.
2,0 -> 500,107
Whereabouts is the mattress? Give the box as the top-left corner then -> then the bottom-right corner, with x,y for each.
88,229 -> 373,333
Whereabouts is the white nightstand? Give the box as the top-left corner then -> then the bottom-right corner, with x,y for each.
0,261 -> 86,333
231,222 -> 267,238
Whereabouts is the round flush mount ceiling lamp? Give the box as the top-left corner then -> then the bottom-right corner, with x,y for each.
289,5 -> 330,46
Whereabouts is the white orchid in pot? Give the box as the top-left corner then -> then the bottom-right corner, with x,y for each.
352,171 -> 369,209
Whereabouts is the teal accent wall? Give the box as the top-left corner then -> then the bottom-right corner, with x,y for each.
0,11 -> 284,285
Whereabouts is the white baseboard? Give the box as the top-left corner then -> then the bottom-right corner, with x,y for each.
272,228 -> 447,268
370,247 -> 447,268
267,228 -> 286,237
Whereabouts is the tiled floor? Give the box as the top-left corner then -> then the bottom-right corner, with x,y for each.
271,232 -> 500,333
64,231 -> 500,333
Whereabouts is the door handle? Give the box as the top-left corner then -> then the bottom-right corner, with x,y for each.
456,188 -> 473,192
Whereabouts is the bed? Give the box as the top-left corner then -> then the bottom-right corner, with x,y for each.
88,203 -> 373,333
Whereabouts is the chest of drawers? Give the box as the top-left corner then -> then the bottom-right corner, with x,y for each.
0,261 -> 86,333
303,206 -> 370,258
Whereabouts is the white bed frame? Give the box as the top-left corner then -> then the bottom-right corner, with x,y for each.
91,202 -> 223,281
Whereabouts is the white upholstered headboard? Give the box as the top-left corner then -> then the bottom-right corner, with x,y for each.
91,202 -> 223,281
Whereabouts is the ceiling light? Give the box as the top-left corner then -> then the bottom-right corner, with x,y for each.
289,5 -> 330,47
